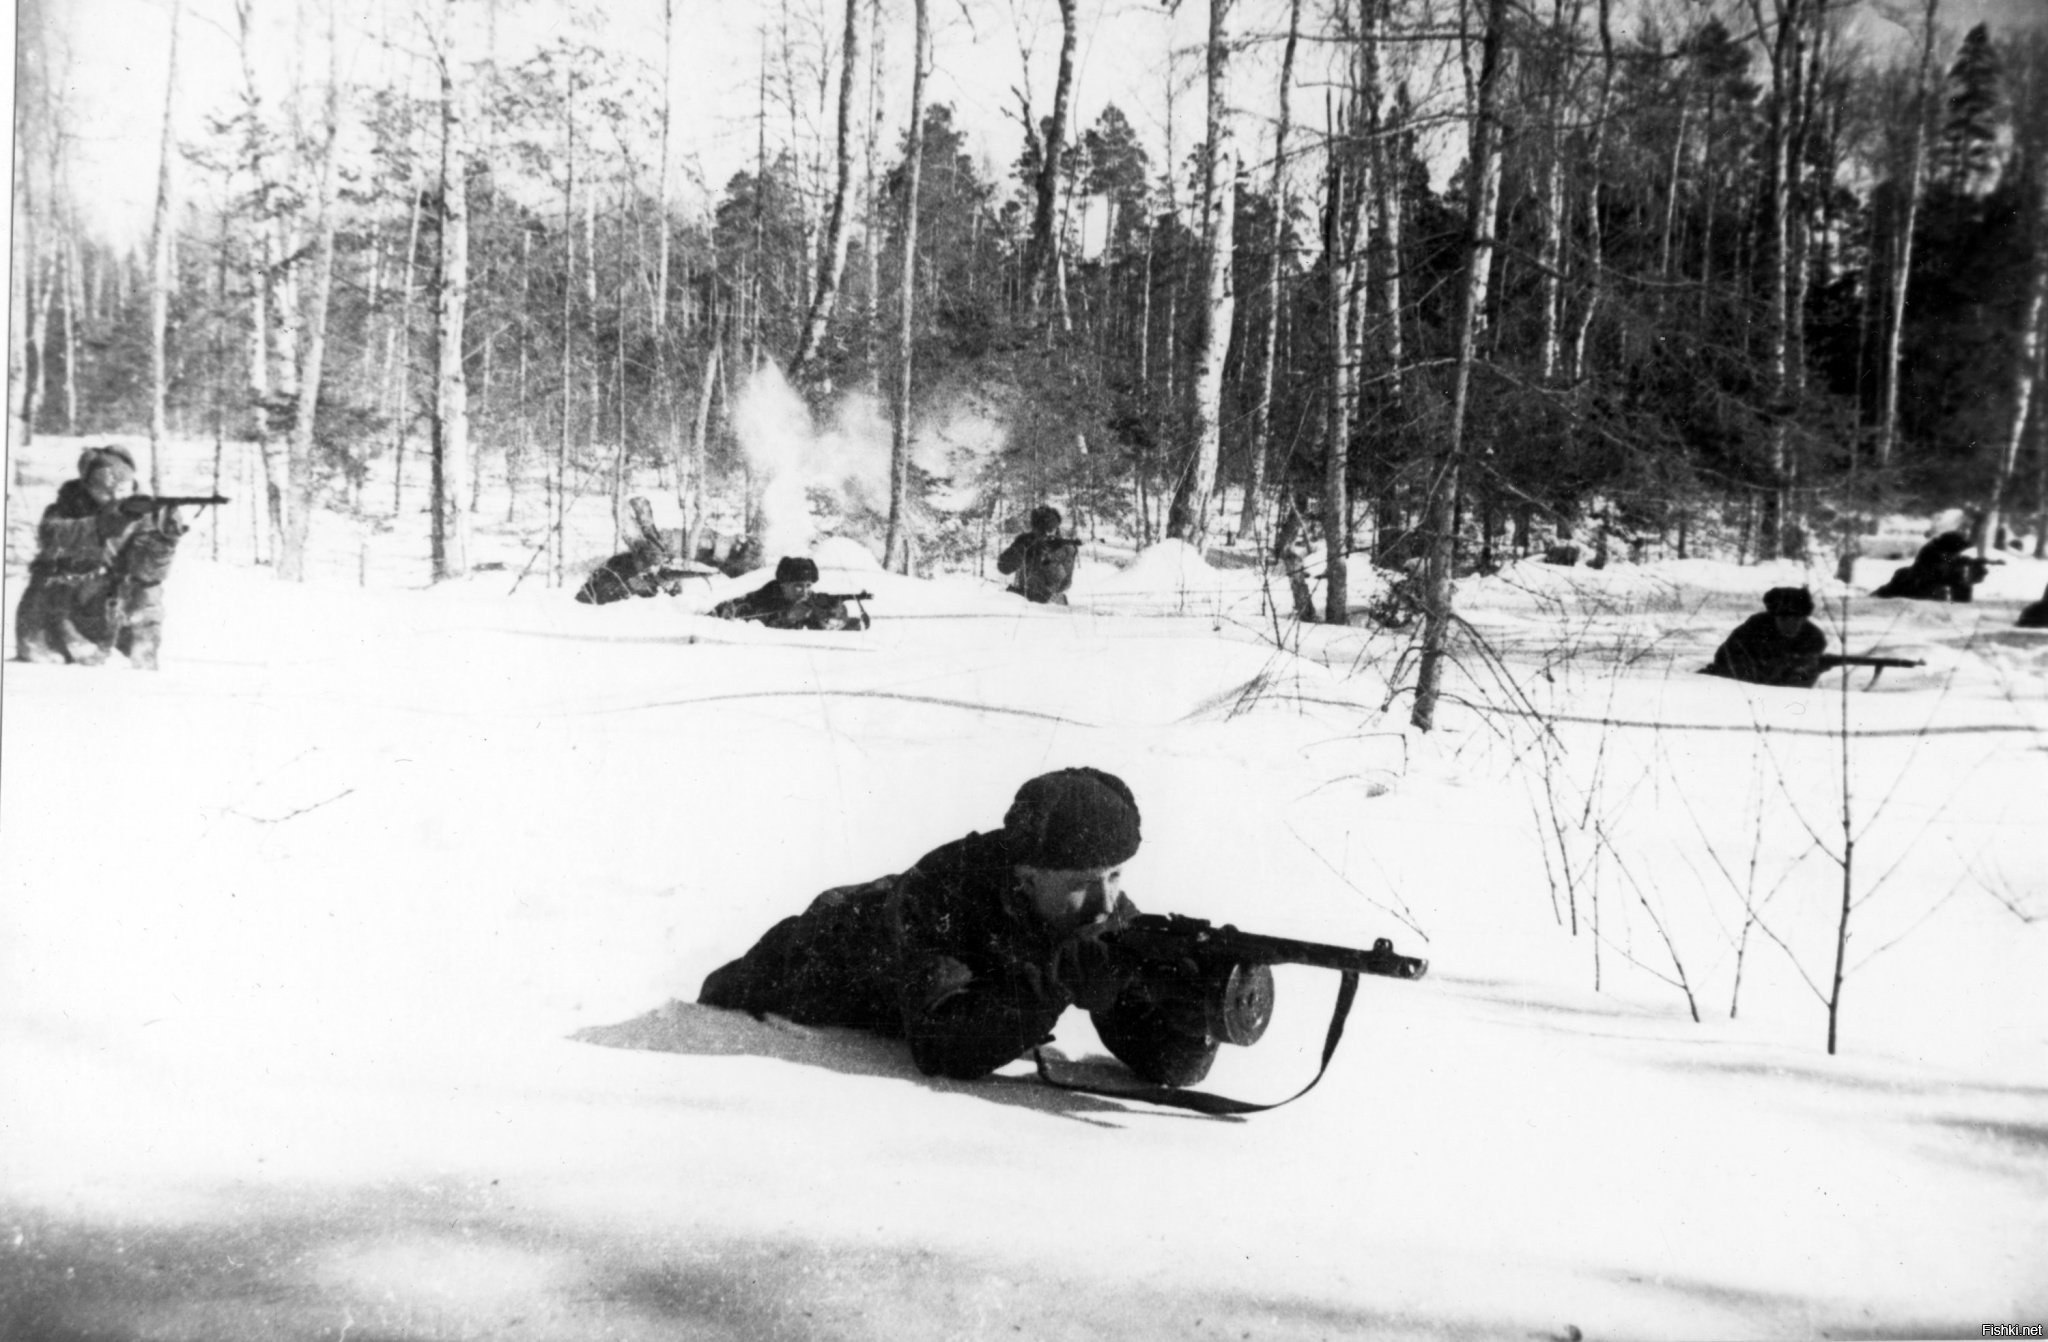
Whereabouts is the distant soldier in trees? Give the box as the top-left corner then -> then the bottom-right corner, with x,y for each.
1704,586 -> 1829,688
13,445 -> 188,669
1872,531 -> 1990,602
2017,584 -> 2048,629
997,505 -> 1080,605
711,555 -> 864,630
699,766 -> 1220,1087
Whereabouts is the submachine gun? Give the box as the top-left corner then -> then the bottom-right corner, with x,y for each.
1037,913 -> 1428,1116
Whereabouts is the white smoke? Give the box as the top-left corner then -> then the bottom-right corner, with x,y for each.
732,364 -> 897,563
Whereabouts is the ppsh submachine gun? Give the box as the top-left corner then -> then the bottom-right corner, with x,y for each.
1035,913 -> 1428,1116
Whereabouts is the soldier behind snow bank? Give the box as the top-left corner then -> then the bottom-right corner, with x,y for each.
699,767 -> 1220,1087
1872,530 -> 1990,602
1703,586 -> 1829,688
2018,584 -> 2048,629
996,504 -> 1079,605
14,445 -> 185,669
710,555 -> 860,630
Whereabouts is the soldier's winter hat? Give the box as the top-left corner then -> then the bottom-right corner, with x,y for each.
1003,767 -> 1142,871
1762,586 -> 1815,618
775,555 -> 820,584
79,445 -> 137,480
1030,505 -> 1062,533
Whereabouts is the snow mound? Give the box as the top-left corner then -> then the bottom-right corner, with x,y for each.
814,535 -> 882,571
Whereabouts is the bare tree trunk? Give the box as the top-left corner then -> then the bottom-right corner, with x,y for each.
1413,0 -> 1509,731
1169,0 -> 1236,551
1236,0 -> 1301,545
862,0 -> 884,394
790,0 -> 865,383
1322,96 -> 1354,626
147,0 -> 184,494
1021,0 -> 1078,321
432,0 -> 472,581
1878,0 -> 1939,473
282,0 -> 343,583
1751,0 -> 1802,559
884,0 -> 930,572
1567,0 -> 1615,381
9,8 -> 32,455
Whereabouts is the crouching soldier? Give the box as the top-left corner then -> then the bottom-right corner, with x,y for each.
699,767 -> 1220,1087
14,445 -> 183,668
997,505 -> 1080,605
1703,586 -> 1829,688
710,555 -> 862,630
1873,531 -> 1989,602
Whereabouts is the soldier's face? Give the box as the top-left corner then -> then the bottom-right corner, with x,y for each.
1016,864 -> 1123,928
84,464 -> 128,506
1774,615 -> 1805,638
779,580 -> 814,602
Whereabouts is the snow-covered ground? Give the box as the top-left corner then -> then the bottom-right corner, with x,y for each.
3,441 -> 2046,1341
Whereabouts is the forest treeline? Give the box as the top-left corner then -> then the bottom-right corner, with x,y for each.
9,0 -> 2048,616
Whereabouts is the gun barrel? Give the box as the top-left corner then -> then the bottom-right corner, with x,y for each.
154,495 -> 231,507
1117,913 -> 1428,981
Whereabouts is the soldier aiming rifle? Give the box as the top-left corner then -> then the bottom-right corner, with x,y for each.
711,556 -> 870,630
700,768 -> 1424,1114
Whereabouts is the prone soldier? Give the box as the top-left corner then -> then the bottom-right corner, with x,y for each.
2018,584 -> 2048,629
1704,586 -> 1830,687
711,555 -> 867,631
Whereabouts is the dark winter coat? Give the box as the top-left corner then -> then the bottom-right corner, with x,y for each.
14,483 -> 169,667
996,532 -> 1077,605
1703,613 -> 1829,688
711,580 -> 855,630
1873,532 -> 1988,603
576,547 -> 689,605
2018,591 -> 2048,629
698,829 -> 1217,1085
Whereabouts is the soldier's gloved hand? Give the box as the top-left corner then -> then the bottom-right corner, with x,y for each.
1050,925 -> 1126,1014
118,495 -> 161,517
97,503 -> 143,538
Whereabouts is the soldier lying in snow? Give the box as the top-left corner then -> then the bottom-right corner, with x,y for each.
710,555 -> 868,631
14,445 -> 193,670
1703,586 -> 1829,688
700,767 -> 1220,1086
575,539 -> 700,605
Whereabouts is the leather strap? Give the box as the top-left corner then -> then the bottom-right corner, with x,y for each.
1033,970 -> 1360,1116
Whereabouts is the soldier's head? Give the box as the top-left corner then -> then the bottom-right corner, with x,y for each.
1030,505 -> 1061,536
78,446 -> 137,507
774,554 -> 820,601
1762,585 -> 1814,637
1003,767 -> 1141,929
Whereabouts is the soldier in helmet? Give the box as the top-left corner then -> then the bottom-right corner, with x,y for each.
1703,586 -> 1830,688
711,555 -> 858,630
13,445 -> 180,666
699,767 -> 1219,1087
997,504 -> 1080,605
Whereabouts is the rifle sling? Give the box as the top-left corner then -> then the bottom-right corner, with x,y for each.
1032,970 -> 1360,1117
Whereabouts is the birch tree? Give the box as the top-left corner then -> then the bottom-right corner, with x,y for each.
431,0 -> 472,581
1168,0 -> 1236,551
147,0 -> 184,494
280,0 -> 342,583
790,0 -> 865,385
1877,0 -> 1940,472
1413,0 -> 1510,731
1020,0 -> 1078,322
884,0 -> 931,572
1237,0 -> 1301,545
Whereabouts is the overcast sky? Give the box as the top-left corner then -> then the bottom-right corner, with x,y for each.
6,0 -> 2048,255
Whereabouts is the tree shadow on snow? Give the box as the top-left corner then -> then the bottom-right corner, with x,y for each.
570,999 -> 1238,1127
